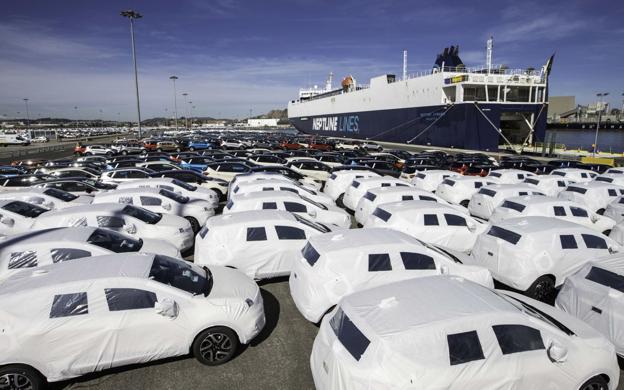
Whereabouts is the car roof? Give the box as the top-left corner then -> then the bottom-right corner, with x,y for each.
377,200 -> 460,215
308,228 -> 417,253
96,187 -> 162,196
232,191 -> 301,201
493,216 -> 593,234
210,210 -> 296,226
0,254 -> 154,296
341,276 -> 517,339
36,202 -> 125,216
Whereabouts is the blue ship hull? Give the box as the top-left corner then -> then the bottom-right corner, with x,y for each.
289,102 -> 547,152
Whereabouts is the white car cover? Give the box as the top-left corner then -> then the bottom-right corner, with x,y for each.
289,228 -> 493,322
594,173 -> 624,187
194,210 -> 333,279
468,183 -> 544,220
469,217 -> 620,293
311,276 -> 619,390
0,254 -> 265,383
435,176 -> 498,206
489,195 -> 615,234
556,256 -> 624,356
115,178 -> 219,207
523,175 -> 575,197
550,168 -> 598,183
354,186 -> 454,224
229,178 -> 334,206
342,176 -> 412,211
410,170 -> 460,192
363,200 -> 486,252
558,181 -> 624,213
324,170 -> 380,202
604,196 -> 624,223
0,188 -> 92,210
610,221 -> 624,245
487,169 -> 536,184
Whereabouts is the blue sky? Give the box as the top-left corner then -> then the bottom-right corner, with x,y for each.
1,0 -> 623,120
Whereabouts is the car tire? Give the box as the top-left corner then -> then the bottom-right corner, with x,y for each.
189,147 -> 195,152
185,216 -> 200,233
192,326 -> 239,366
578,375 -> 609,390
0,365 -> 45,390
526,275 -> 555,302
121,150 -> 128,155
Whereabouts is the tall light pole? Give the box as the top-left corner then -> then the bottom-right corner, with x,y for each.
169,76 -> 179,131
120,9 -> 143,139
182,92 -> 189,129
188,101 -> 194,128
593,92 -> 609,156
23,98 -> 31,138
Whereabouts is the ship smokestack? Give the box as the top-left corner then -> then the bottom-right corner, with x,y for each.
403,50 -> 408,80
486,36 -> 493,74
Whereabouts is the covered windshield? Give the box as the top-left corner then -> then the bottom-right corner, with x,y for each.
495,291 -> 574,335
2,201 -> 48,218
172,179 -> 197,191
43,188 -> 78,202
122,205 -> 162,224
159,188 -> 189,204
149,255 -> 212,296
87,228 -> 143,252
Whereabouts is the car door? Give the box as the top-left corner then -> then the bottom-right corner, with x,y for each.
95,283 -> 191,366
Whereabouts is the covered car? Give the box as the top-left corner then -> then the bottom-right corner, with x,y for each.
363,200 -> 486,252
550,168 -> 598,183
556,256 -> 624,356
194,210 -> 334,279
490,195 -> 615,234
468,183 -> 544,220
409,169 -> 460,192
487,168 -> 536,184
93,187 -> 214,233
469,217 -> 620,301
0,187 -> 93,210
323,169 -> 379,203
311,276 -> 618,390
0,227 -> 179,279
289,228 -> 493,323
0,200 -> 49,236
435,176 -> 498,207
115,178 -> 219,208
32,203 -> 194,252
523,175 -> 576,197
558,181 -> 624,214
354,186 -> 452,225
225,191 -> 351,228
229,178 -> 333,206
605,196 -> 624,223
0,254 -> 265,386
342,176 -> 412,212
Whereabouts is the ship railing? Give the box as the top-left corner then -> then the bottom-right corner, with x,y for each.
401,64 -> 544,81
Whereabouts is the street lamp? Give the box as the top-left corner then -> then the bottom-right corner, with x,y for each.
23,98 -> 31,138
120,9 -> 143,139
188,101 -> 194,128
593,92 -> 609,156
182,92 -> 189,129
169,76 -> 179,132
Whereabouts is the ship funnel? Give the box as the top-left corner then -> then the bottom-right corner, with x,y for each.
486,36 -> 493,74
403,50 -> 408,81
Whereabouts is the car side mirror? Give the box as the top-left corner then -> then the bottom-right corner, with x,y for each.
308,209 -> 317,218
547,340 -> 568,363
123,223 -> 137,235
609,246 -> 618,255
467,222 -> 477,232
590,214 -> 599,223
0,216 -> 14,227
440,265 -> 449,275
155,298 -> 179,319
163,203 -> 172,211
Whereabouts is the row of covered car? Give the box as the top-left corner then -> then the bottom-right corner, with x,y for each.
1,139 -> 624,389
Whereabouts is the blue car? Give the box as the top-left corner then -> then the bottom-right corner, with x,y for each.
187,139 -> 217,151
0,166 -> 25,177
179,157 -> 214,172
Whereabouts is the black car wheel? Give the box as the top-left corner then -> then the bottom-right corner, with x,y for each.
121,150 -> 128,155
527,276 -> 555,302
192,327 -> 239,366
579,376 -> 609,390
189,147 -> 195,152
0,365 -> 44,390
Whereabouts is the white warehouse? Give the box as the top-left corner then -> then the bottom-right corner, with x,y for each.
247,118 -> 278,127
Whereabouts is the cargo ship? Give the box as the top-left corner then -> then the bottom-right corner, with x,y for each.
287,39 -> 553,152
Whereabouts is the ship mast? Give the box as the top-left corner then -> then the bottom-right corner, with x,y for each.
403,50 -> 408,80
